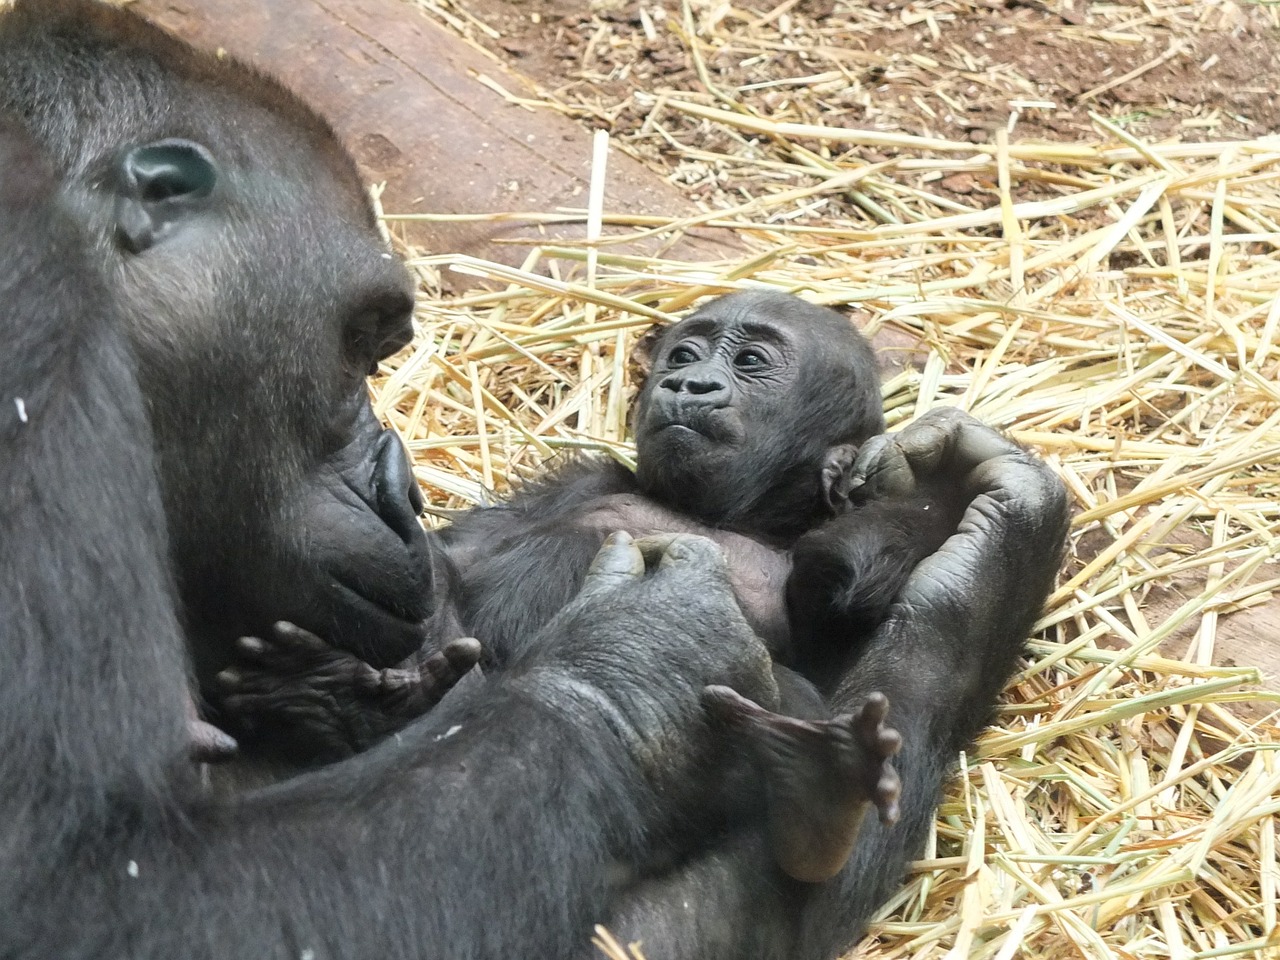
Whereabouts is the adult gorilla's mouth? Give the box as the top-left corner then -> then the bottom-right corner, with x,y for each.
324,575 -> 428,666
279,424 -> 434,667
331,574 -> 421,624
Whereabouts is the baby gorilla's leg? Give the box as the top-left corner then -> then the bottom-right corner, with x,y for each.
702,684 -> 901,884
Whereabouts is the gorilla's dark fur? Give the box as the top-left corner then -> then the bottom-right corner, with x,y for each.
0,100 -> 792,960
221,291 -> 955,748
0,0 -> 437,682
221,287 -> 1069,957
0,2 -> 1071,958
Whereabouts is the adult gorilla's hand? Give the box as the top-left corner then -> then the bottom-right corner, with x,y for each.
852,407 -> 1067,676
514,531 -> 780,789
814,407 -> 1075,752
778,412 -> 1072,960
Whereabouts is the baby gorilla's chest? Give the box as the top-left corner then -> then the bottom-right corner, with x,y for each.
572,493 -> 793,652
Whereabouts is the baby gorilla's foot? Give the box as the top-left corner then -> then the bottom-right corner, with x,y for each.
217,622 -> 481,760
703,686 -> 901,884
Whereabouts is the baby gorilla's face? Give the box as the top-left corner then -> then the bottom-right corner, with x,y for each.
632,290 -> 884,536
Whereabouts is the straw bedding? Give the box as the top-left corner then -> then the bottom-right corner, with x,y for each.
372,2 -> 1280,956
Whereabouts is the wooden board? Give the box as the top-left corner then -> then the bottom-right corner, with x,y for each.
131,0 -> 736,289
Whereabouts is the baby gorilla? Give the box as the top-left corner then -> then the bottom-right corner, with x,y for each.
220,290 -> 964,882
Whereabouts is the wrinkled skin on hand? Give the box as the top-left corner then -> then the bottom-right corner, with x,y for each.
591,408 -> 1071,960
846,406 -> 1069,690
513,531 -> 781,784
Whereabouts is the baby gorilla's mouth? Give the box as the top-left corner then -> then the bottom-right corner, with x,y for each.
651,405 -> 730,439
654,409 -> 745,447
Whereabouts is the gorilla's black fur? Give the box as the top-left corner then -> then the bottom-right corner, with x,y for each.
0,0 -> 438,680
0,111 -> 796,959
222,289 -> 1071,957
0,3 -> 1071,957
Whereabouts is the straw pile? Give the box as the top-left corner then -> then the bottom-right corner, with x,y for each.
381,1 -> 1280,956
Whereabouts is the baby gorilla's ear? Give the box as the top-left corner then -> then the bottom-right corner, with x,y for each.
629,323 -> 666,382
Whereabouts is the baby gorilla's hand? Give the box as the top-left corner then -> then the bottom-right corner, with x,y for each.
818,443 -> 859,515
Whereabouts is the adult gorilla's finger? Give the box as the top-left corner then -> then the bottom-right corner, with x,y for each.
848,434 -> 916,499
649,535 -> 779,707
632,533 -> 680,568
891,407 -> 962,474
856,408 -> 1021,501
653,533 -> 729,573
966,452 -> 1070,529
899,411 -> 1063,524
952,425 -> 1036,498
910,410 -> 1021,474
577,531 -> 646,600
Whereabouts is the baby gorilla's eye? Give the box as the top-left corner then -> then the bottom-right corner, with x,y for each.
734,347 -> 769,371
668,344 -> 699,366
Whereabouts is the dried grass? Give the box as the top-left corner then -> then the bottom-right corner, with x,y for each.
379,2 -> 1280,957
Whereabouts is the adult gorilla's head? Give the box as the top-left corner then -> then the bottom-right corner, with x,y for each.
633,291 -> 885,540
0,0 -> 433,675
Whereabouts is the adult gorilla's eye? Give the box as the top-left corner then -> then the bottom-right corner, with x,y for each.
668,344 -> 698,366
344,293 -> 415,378
734,347 -> 769,370
343,321 -> 378,372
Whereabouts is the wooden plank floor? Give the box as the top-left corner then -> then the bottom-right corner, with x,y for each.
132,0 -> 736,288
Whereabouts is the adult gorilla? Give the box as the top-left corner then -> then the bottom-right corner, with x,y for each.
0,1 -> 1071,957
0,0 -> 446,704
0,116 -> 1068,958
0,115 -> 787,958
0,125 -> 1067,953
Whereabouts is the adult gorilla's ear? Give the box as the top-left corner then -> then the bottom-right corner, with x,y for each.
113,139 -> 218,254
629,323 -> 666,383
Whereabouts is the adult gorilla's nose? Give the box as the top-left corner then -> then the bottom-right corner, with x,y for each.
372,428 -> 424,544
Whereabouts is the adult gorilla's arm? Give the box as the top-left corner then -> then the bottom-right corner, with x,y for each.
8,526 -> 782,958
795,408 -> 1069,959
590,410 -> 1068,960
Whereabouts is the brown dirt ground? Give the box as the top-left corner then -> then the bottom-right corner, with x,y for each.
442,0 -> 1280,146
414,0 -> 1280,227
